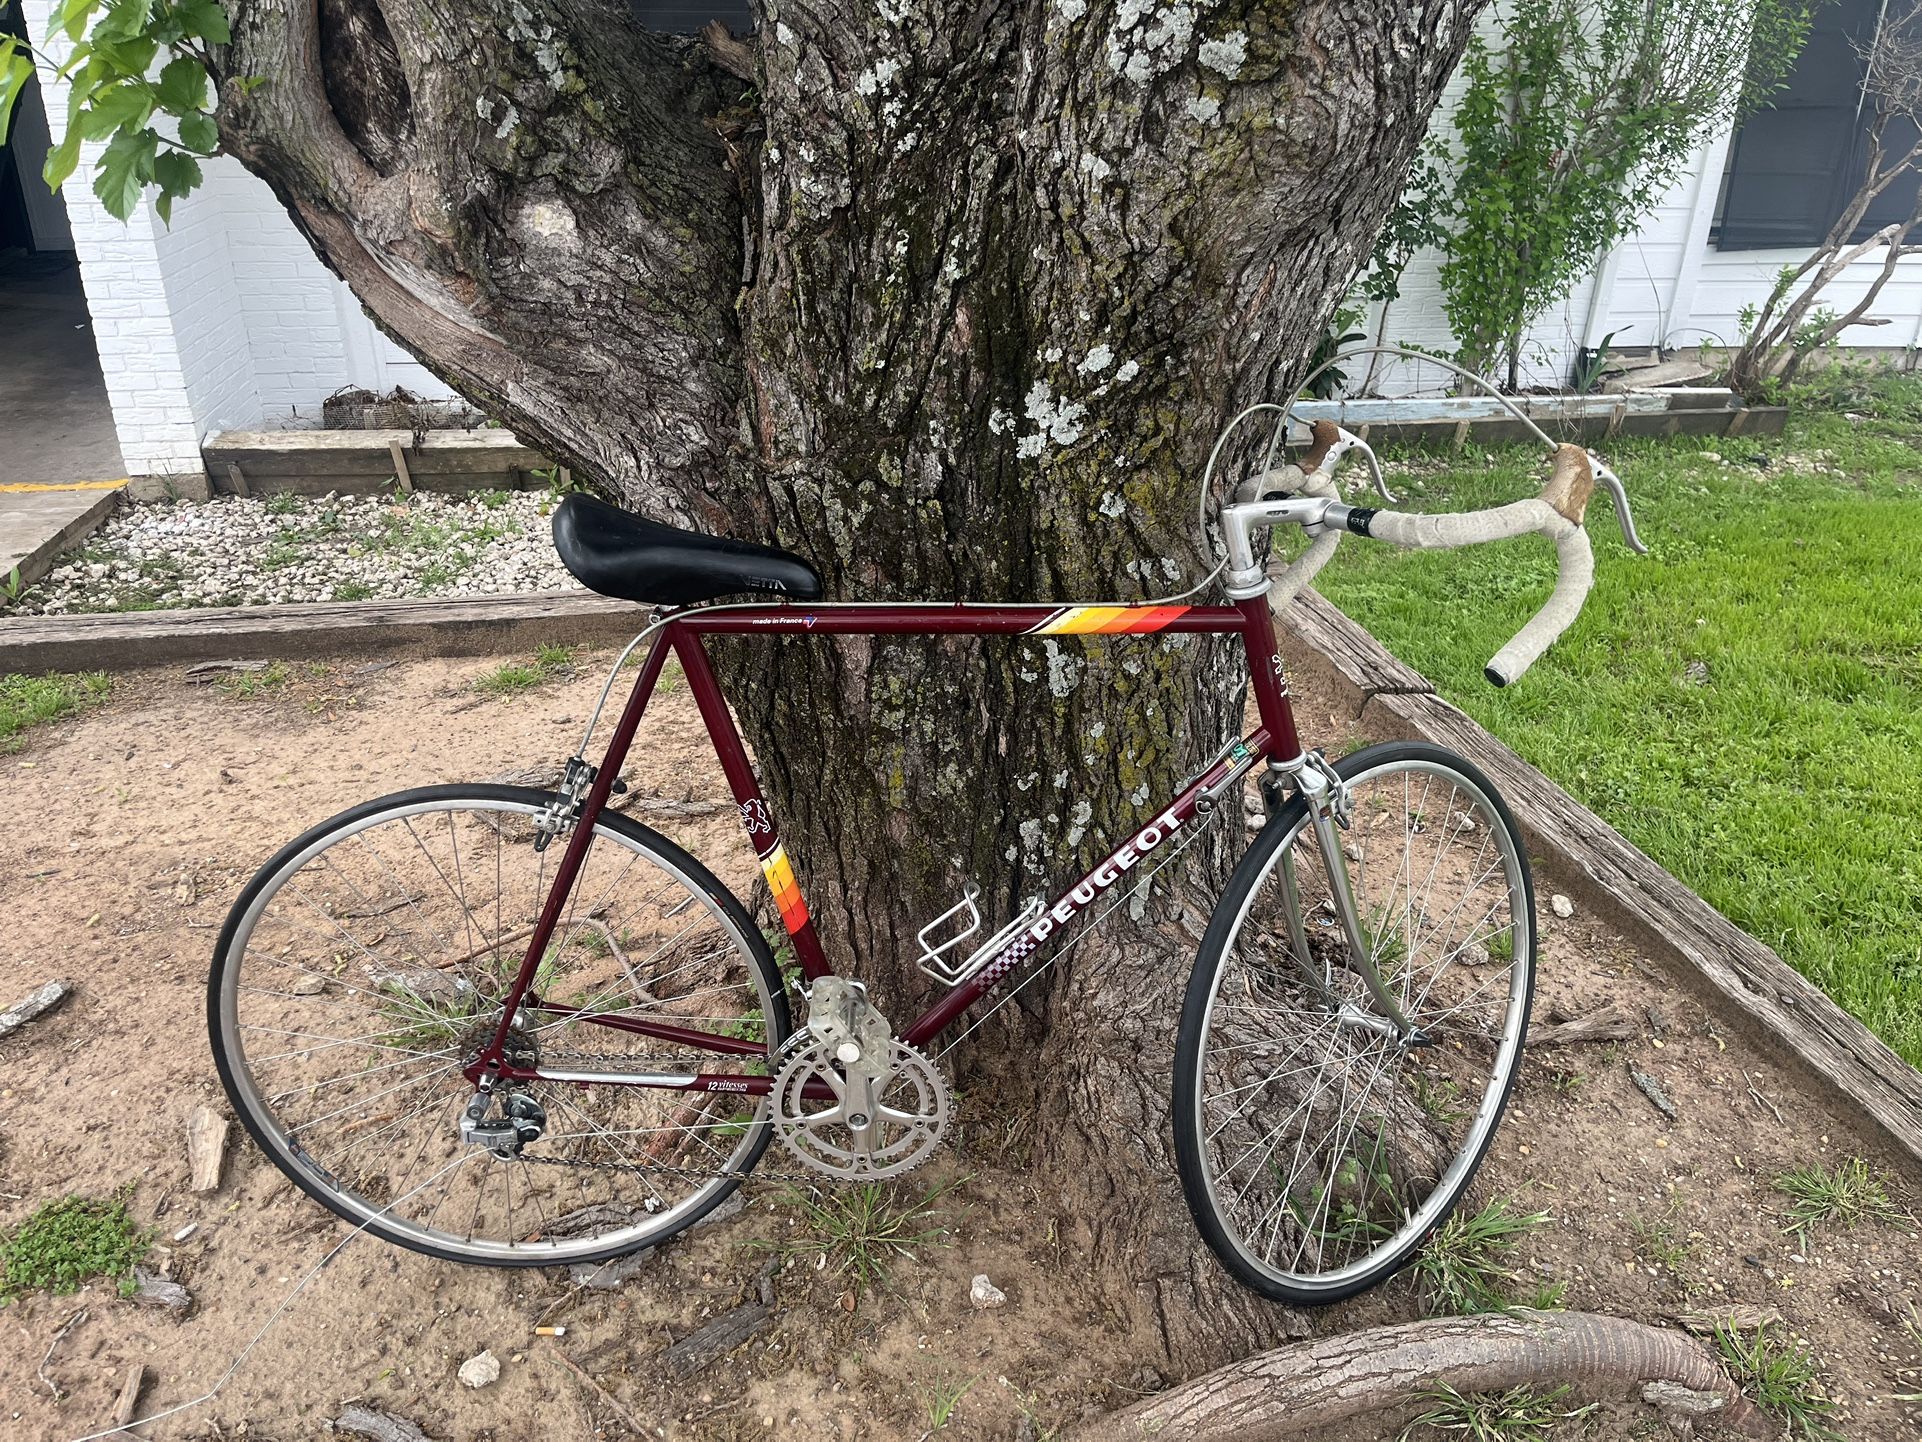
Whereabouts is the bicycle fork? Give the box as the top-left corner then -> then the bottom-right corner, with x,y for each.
1274,755 -> 1425,1046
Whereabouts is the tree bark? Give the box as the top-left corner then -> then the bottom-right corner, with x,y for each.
212,0 -> 1488,1372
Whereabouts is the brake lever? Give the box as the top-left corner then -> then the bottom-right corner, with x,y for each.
1585,452 -> 1649,555
1342,430 -> 1398,505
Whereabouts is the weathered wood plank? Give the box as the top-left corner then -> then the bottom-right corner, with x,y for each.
1281,590 -> 1922,1167
186,1106 -> 228,1193
660,1300 -> 773,1379
1292,395 -> 1678,422
1281,406 -> 1784,451
0,591 -> 647,675
202,429 -> 548,477
1283,593 -> 1433,698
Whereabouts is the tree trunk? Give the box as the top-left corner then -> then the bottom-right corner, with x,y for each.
212,0 -> 1487,1372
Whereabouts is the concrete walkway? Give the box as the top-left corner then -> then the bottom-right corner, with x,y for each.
0,478 -> 123,590
0,252 -> 126,487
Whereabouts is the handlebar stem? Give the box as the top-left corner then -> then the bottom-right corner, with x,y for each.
1220,496 -> 1336,598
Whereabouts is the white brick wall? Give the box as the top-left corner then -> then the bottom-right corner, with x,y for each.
26,0 -> 204,479
22,0 -> 449,481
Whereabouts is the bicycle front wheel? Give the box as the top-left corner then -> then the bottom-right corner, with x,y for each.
1174,742 -> 1535,1304
209,785 -> 790,1265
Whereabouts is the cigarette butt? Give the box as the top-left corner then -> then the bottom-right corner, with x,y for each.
535,1326 -> 566,1337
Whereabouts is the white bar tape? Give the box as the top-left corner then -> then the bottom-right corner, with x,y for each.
1366,498 -> 1593,686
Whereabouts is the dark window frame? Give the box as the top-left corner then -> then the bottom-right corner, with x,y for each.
1714,0 -> 1922,251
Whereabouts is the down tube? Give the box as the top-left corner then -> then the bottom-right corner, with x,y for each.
901,730 -> 1265,1047
671,626 -> 835,982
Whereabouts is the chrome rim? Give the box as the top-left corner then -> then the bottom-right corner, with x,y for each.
215,793 -> 778,1262
1193,759 -> 1531,1290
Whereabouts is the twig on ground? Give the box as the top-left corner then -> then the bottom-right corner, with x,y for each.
547,1342 -> 651,1437
39,1307 -> 86,1398
1742,1070 -> 1785,1123
1627,1065 -> 1679,1121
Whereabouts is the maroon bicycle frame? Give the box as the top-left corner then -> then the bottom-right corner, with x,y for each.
470,594 -> 1304,1095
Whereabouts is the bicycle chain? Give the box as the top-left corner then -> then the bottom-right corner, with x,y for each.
502,1037 -> 947,1186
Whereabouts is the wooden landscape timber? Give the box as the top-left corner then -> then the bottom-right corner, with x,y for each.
0,590 -> 645,675
1280,589 -> 1922,1168
200,430 -> 550,498
1290,389 -> 1786,448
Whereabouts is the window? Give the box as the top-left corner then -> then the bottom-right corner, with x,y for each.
631,0 -> 750,34
1715,0 -> 1922,250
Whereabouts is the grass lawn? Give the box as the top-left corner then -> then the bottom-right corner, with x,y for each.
1312,406 -> 1922,1068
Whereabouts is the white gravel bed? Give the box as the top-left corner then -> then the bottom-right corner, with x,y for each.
8,489 -> 582,615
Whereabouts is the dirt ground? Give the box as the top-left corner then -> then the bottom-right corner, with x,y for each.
0,635 -> 1918,1441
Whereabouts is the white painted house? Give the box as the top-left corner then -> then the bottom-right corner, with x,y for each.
3,0 -> 1917,489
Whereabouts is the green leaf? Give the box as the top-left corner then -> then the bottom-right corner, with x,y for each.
177,108 -> 217,153
94,0 -> 154,41
76,81 -> 154,140
0,40 -> 33,146
93,126 -> 157,219
153,56 -> 206,115
54,0 -> 105,43
152,147 -> 201,221
88,36 -> 158,75
172,0 -> 231,45
44,127 -> 83,190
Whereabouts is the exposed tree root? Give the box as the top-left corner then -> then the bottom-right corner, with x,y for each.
1072,1309 -> 1773,1440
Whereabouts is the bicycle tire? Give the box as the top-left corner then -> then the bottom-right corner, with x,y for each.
208,784 -> 790,1266
1173,741 -> 1536,1304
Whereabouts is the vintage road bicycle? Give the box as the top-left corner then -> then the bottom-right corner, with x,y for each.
210,394 -> 1646,1305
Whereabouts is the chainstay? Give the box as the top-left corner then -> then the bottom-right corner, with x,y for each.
506,1038 -> 944,1184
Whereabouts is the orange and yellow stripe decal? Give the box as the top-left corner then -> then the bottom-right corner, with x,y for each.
760,844 -> 810,934
1028,605 -> 1191,635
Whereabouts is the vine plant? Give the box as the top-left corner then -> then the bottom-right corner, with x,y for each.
1436,0 -> 1819,391
0,0 -> 233,224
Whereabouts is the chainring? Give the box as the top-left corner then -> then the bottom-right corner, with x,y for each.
771,1037 -> 949,1179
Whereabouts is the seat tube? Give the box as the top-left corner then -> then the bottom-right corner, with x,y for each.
673,630 -> 835,982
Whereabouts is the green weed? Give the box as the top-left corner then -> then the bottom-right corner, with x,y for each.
1400,1383 -> 1596,1440
1772,1158 -> 1902,1243
755,1177 -> 962,1291
0,672 -> 110,752
1713,1326 -> 1843,1441
476,644 -> 579,697
0,1193 -> 150,1302
218,661 -> 291,699
1410,1197 -> 1559,1315
922,1373 -> 975,1431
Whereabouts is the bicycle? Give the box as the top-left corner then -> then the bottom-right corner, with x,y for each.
208,400 -> 1645,1305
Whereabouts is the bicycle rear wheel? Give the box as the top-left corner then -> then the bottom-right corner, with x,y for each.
209,784 -> 789,1265
1174,742 -> 1535,1304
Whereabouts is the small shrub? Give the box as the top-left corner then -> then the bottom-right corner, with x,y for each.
0,1193 -> 151,1302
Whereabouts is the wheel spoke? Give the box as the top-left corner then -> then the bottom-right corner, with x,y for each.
213,791 -> 783,1263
